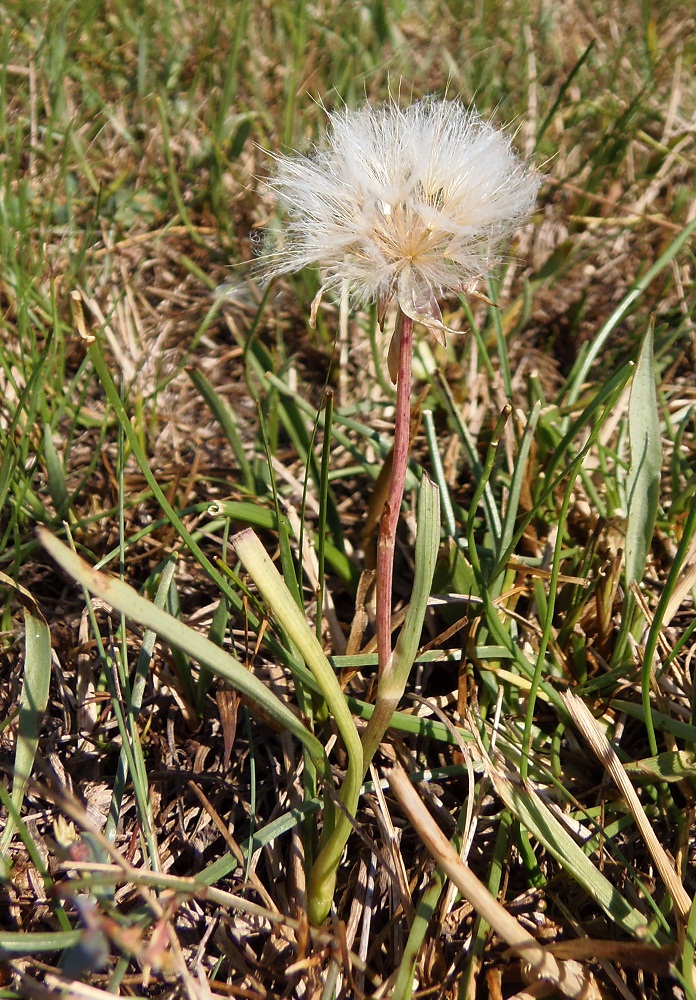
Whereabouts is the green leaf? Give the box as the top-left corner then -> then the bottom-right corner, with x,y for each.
229,116 -> 252,160
231,526 -> 363,924
625,322 -> 661,585
43,423 -> 69,518
497,401 -> 540,566
387,474 -> 440,699
187,368 -> 254,493
0,930 -> 83,955
623,750 -> 696,783
0,575 -> 52,854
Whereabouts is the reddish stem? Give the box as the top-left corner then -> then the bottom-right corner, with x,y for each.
375,310 -> 413,677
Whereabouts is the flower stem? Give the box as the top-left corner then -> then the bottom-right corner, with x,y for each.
362,309 -> 413,772
361,473 -> 440,777
375,310 -> 413,675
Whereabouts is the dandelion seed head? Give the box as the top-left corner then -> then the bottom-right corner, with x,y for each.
258,97 -> 540,336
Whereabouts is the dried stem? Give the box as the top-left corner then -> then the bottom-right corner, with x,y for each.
388,766 -> 599,1000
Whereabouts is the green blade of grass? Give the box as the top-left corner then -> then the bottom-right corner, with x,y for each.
625,321 -> 661,588
563,215 -> 696,412
392,866 -> 446,1000
187,367 -> 254,493
315,389 -> 334,641
231,526 -> 363,924
0,574 -> 52,856
104,556 -> 180,863
534,40 -> 595,153
389,474 -> 441,695
497,401 -> 540,564
42,422 -> 69,519
489,766 -> 651,939
0,930 -> 84,954
423,408 -> 457,539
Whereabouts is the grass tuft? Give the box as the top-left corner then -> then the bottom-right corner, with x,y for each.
1,2 -> 695,998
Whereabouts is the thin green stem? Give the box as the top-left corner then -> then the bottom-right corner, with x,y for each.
642,495 -> 696,756
520,482 -> 573,781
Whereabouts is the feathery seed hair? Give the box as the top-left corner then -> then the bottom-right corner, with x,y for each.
259,97 -> 540,340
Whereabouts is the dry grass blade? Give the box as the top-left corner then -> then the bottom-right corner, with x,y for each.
387,765 -> 600,1000
561,691 -> 693,928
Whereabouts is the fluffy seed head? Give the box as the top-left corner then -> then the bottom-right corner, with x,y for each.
258,97 -> 540,338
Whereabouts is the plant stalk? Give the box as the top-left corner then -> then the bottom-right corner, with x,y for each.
375,309 -> 414,676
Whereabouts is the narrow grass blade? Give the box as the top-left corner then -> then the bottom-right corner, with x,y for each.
391,867 -> 445,1000
197,593 -> 229,713
423,408 -> 456,538
684,895 -> 696,1000
486,278 -> 512,398
625,322 -> 661,586
104,557 -> 179,862
498,401 -> 540,563
43,423 -> 69,518
488,762 -> 650,938
564,215 -> 696,411
0,574 -> 51,853
0,930 -> 83,954
534,40 -> 595,152
187,367 -> 254,493
156,95 -> 204,246
316,389 -> 334,640
385,474 -> 440,698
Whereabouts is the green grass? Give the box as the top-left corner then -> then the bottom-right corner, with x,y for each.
1,1 -> 695,997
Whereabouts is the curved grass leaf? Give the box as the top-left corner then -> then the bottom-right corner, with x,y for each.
387,474 -> 440,698
0,930 -> 83,955
187,367 -> 254,493
0,573 -> 52,855
43,423 -> 70,518
231,526 -> 363,923
564,215 -> 696,411
489,765 -> 651,939
625,322 -> 661,586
